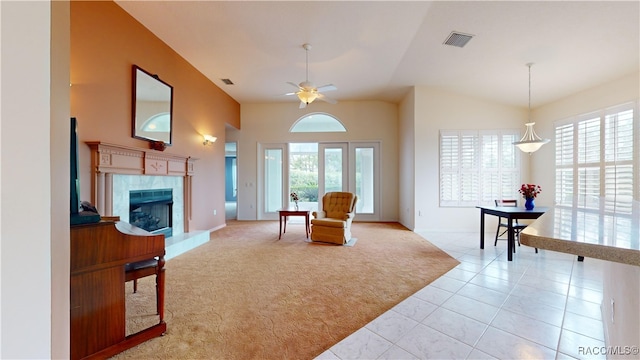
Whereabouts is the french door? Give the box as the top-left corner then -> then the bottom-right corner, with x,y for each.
258,142 -> 379,221
318,143 -> 348,196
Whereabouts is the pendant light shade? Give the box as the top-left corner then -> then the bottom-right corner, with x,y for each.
513,63 -> 550,154
514,122 -> 550,153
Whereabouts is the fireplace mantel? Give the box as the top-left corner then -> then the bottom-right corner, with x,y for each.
86,141 -> 195,176
86,141 -> 196,232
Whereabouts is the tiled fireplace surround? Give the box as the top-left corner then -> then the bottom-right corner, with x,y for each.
86,142 -> 209,259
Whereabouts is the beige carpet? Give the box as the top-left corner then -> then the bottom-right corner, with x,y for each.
114,221 -> 459,360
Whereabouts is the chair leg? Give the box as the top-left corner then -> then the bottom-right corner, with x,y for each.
133,279 -> 138,293
494,226 -> 501,246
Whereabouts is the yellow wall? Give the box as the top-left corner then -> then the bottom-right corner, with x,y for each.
70,1 -> 240,231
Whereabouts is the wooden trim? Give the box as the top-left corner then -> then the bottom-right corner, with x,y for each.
85,142 -> 195,232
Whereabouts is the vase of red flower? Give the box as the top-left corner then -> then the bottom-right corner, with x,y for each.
524,197 -> 535,210
519,184 -> 541,210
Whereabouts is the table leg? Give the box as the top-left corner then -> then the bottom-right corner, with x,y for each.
480,210 -> 485,249
157,257 -> 165,322
278,214 -> 283,240
305,213 -> 309,238
507,217 -> 514,261
284,216 -> 287,234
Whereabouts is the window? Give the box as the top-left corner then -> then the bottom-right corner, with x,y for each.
555,102 -> 638,211
141,112 -> 170,132
440,130 -> 520,207
290,113 -> 346,132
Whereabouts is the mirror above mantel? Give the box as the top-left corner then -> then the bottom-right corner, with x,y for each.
132,65 -> 173,145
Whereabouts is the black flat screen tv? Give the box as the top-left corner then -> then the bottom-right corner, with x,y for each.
70,117 -> 100,225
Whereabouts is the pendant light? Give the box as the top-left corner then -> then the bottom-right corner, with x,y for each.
514,63 -> 550,154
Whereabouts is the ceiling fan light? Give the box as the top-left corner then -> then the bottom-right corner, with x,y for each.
297,90 -> 318,104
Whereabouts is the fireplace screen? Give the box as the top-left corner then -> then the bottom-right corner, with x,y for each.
129,189 -> 173,238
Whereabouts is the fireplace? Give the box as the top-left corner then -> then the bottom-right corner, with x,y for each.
129,189 -> 173,238
86,141 -> 195,235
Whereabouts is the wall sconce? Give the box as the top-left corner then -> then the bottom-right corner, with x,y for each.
203,134 -> 217,146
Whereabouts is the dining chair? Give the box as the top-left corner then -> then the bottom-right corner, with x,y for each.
494,199 -> 527,252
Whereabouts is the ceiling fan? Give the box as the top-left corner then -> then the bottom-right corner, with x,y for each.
284,43 -> 337,109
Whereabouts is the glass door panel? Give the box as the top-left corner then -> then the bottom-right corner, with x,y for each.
289,143 -> 318,214
319,143 -> 347,198
324,147 -> 345,193
259,143 -> 287,220
264,148 -> 283,213
351,142 -> 379,221
355,147 -> 374,214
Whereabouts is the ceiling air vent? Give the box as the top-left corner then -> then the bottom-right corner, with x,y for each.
443,31 -> 474,48
221,78 -> 234,85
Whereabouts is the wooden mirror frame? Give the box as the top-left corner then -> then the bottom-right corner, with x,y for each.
132,65 -> 173,145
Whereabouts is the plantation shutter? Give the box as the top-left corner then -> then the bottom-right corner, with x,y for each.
554,101 -> 637,211
459,132 -> 479,205
555,122 -> 574,206
500,132 -> 520,200
439,132 -> 459,205
480,133 -> 499,204
440,130 -> 520,207
577,115 -> 601,209
604,106 -> 635,212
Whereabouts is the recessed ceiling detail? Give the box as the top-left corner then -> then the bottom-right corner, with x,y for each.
443,31 -> 474,48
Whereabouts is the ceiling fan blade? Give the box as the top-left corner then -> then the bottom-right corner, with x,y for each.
299,101 -> 307,109
317,93 -> 337,104
287,82 -> 302,90
316,84 -> 337,92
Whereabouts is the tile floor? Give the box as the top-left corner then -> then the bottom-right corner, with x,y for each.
316,231 -> 607,360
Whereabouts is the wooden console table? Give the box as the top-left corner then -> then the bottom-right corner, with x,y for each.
278,207 -> 310,239
70,221 -> 166,360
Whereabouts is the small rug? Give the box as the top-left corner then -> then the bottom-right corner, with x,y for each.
307,237 -> 358,247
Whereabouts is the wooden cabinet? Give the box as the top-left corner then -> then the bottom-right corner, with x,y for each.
70,221 -> 166,360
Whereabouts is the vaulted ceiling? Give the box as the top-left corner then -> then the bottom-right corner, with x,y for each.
116,1 -> 639,109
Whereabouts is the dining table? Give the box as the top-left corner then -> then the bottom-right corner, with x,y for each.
477,205 -> 549,261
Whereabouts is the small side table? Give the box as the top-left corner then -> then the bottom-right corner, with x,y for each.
278,207 -> 310,239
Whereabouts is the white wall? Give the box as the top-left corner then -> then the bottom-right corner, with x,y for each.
229,101 -> 399,221
50,1 -> 71,358
412,86 -> 528,232
398,90 -> 415,230
0,1 -> 69,358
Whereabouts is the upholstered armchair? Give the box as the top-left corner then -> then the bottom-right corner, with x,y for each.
311,192 -> 357,245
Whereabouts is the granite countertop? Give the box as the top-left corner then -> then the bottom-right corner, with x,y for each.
520,199 -> 640,266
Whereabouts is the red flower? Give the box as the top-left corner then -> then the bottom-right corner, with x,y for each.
518,184 -> 542,199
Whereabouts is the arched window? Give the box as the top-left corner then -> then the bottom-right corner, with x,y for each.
290,113 -> 346,133
142,112 -> 171,132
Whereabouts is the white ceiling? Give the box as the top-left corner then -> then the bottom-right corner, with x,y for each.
115,1 -> 639,109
